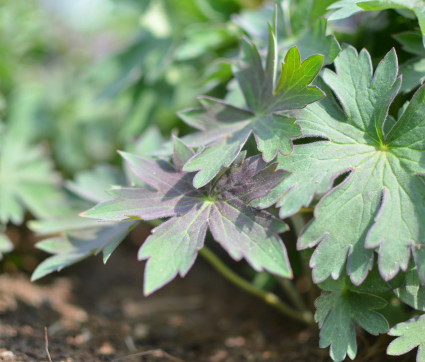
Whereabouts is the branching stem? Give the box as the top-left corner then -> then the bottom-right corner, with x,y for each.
199,246 -> 314,325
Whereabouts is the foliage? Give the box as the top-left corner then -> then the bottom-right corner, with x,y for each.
2,0 -> 425,361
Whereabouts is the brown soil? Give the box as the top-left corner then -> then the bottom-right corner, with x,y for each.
0,230 -> 416,362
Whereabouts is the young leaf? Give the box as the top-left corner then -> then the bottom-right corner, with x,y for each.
316,277 -> 389,362
179,24 -> 324,188
258,46 -> 425,287
387,314 -> 425,360
82,142 -> 291,295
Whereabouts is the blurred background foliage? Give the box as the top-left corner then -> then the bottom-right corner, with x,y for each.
0,0 -> 424,271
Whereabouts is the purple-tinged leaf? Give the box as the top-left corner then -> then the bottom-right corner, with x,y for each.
81,147 -> 293,294
119,151 -> 196,195
82,187 -> 202,221
209,200 -> 291,278
139,204 -> 211,295
172,136 -> 194,171
214,155 -> 287,204
183,126 -> 252,188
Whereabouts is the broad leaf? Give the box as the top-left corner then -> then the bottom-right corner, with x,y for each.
328,0 -> 425,48
257,46 -> 425,286
316,276 -> 389,361
82,141 -> 291,295
387,314 -> 425,360
179,24 -> 324,188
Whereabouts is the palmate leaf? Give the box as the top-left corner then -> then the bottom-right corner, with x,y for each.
316,276 -> 389,362
256,45 -> 425,286
328,0 -> 425,48
82,138 -> 291,295
0,126 -> 62,224
387,314 -> 425,360
179,24 -> 324,188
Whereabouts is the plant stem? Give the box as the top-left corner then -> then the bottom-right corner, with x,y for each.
276,277 -> 308,311
199,246 -> 314,325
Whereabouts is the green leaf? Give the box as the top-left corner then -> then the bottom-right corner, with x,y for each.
83,145 -> 292,295
258,46 -> 425,286
31,221 -> 136,281
233,2 -> 340,65
180,25 -> 323,188
316,277 -> 389,361
399,57 -> 425,93
0,125 -> 62,224
394,267 -> 425,312
387,314 -> 425,360
328,0 -> 425,48
138,204 -> 211,295
393,31 -> 425,56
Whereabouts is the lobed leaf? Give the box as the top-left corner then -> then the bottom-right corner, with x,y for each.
180,25 -> 323,188
259,46 -> 425,286
387,314 -> 425,360
316,277 -> 389,361
82,143 -> 291,295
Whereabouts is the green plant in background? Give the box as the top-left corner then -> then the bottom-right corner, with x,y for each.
1,0 -> 425,361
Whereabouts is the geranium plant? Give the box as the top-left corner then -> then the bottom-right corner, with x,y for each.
30,1 -> 425,361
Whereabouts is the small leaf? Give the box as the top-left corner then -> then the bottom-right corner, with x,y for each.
316,277 -> 389,362
387,314 -> 425,360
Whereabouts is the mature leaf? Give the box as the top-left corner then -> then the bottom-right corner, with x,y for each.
256,46 -> 425,286
179,25 -> 324,188
316,277 -> 389,362
0,127 -> 62,224
387,314 -> 425,360
83,143 -> 291,295
328,0 -> 425,48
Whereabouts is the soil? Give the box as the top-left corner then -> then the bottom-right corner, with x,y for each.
0,227 -> 416,362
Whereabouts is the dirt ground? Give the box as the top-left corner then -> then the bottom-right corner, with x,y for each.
0,227 -> 416,361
